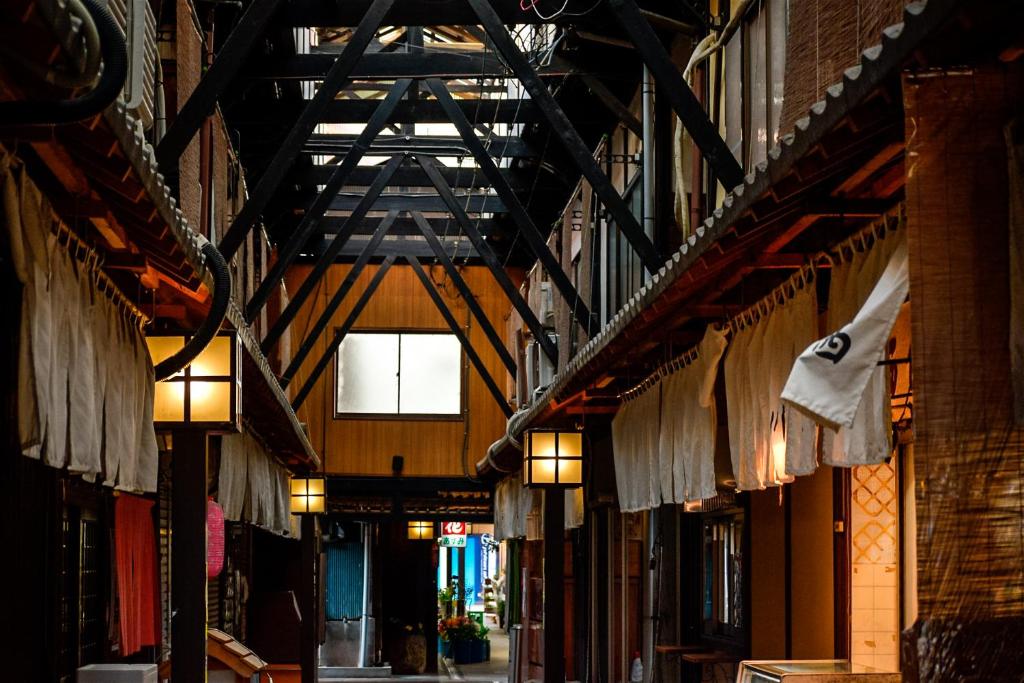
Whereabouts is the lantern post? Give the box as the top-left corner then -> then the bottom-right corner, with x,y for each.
146,331 -> 241,683
291,475 -> 327,683
523,429 -> 584,683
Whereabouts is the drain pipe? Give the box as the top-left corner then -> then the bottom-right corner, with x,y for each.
359,522 -> 372,667
0,0 -> 127,125
154,236 -> 232,380
478,407 -> 533,476
641,64 -> 656,280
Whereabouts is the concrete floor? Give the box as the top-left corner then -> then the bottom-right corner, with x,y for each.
440,629 -> 510,683
322,629 -> 510,683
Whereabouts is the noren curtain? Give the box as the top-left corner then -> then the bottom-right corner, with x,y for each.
115,494 -> 160,657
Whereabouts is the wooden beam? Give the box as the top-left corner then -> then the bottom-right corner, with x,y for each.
292,214 -> 503,237
218,0 -> 395,260
231,98 -> 547,125
303,133 -> 535,158
302,237 -> 481,262
296,163 -> 529,190
324,192 -> 506,214
259,51 -> 594,80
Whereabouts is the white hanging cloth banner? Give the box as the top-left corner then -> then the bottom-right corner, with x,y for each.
724,268 -> 817,491
659,326 -> 729,502
3,158 -> 159,492
782,238 -> 909,433
611,385 -> 662,512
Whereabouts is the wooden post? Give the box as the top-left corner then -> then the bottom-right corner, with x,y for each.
172,430 -> 208,683
301,514 -> 320,683
544,491 -> 565,683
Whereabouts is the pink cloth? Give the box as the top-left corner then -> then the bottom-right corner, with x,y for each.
115,495 -> 161,656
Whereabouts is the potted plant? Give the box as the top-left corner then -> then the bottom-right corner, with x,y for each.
437,616 -> 490,664
437,586 -> 456,618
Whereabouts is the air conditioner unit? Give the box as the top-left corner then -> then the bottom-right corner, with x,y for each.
525,334 -> 557,403
525,340 -> 538,400
78,663 -> 158,683
537,281 -> 555,328
104,0 -> 158,129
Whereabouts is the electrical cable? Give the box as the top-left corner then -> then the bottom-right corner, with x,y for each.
153,238 -> 232,380
0,0 -> 127,125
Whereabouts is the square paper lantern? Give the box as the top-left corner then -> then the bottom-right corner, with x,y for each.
147,332 -> 241,431
290,476 -> 326,515
407,520 -> 434,540
524,429 -> 584,488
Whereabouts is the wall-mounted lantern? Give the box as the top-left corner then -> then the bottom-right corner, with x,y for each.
290,476 -> 326,515
146,332 -> 241,431
407,520 -> 435,540
524,429 -> 584,488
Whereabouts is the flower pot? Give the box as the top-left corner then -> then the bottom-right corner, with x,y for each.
470,639 -> 490,663
390,634 -> 427,675
451,639 -> 474,664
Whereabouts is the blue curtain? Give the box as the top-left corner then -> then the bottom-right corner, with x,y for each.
325,540 -> 364,620
465,535 -> 481,607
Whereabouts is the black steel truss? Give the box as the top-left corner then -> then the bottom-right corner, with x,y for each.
246,78 -> 413,323
282,211 -> 399,387
261,154 -> 404,354
465,0 -> 663,274
291,254 -> 397,411
607,0 -> 745,190
415,153 -> 560,364
426,79 -> 596,335
407,255 -> 513,418
411,211 -> 517,377
156,0 -> 284,168
218,0 -> 396,260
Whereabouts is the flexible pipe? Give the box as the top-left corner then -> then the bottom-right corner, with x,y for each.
0,0 -> 127,125
154,238 -> 232,380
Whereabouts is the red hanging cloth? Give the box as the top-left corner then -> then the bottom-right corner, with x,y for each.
115,494 -> 161,657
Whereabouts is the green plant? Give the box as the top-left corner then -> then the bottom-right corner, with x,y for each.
438,616 -> 489,642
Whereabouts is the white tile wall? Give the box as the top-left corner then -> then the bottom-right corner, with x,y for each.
849,461 -> 899,672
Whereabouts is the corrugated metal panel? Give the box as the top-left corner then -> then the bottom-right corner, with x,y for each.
325,541 -> 364,621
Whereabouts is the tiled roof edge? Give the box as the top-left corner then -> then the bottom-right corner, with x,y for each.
103,104 -> 318,468
500,0 -> 956,454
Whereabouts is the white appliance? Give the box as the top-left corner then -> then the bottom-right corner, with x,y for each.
525,334 -> 557,402
104,0 -> 158,129
736,660 -> 900,683
537,281 -> 555,327
77,663 -> 159,683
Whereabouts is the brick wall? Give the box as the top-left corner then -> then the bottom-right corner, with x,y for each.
780,0 -> 907,134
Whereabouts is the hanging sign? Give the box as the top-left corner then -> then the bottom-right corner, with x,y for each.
439,521 -> 467,547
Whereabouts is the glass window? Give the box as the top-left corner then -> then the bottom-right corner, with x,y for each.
702,511 -> 745,639
335,332 -> 462,417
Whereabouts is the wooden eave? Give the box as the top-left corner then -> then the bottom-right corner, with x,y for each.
479,0 -> 1015,478
0,0 -> 319,469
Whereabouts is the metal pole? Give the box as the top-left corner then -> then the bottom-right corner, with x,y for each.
301,515 -> 320,683
543,491 -> 566,683
642,65 -> 656,281
171,430 -> 208,683
359,522 -> 371,667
